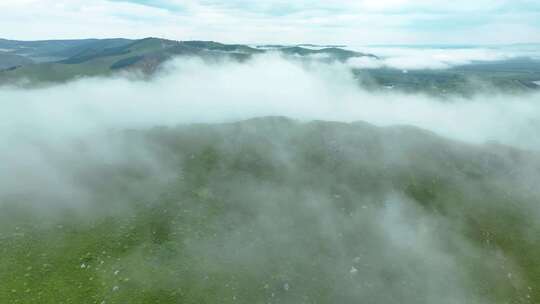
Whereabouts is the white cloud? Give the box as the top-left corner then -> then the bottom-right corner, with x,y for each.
0,0 -> 539,44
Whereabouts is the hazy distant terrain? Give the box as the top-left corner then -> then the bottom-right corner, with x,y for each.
1,37 -> 540,304
354,57 -> 540,96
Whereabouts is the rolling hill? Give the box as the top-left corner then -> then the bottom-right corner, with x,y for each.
0,38 -> 375,84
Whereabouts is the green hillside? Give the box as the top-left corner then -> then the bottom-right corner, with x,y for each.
0,38 -> 177,83
1,117 -> 538,304
0,38 -> 133,62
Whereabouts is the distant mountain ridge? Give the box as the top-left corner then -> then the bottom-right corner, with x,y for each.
0,37 -> 376,84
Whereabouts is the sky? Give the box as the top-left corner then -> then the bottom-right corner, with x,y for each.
0,0 -> 540,45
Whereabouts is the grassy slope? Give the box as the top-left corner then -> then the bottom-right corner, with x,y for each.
0,118 -> 539,304
0,39 -> 133,61
0,39 -> 172,83
0,52 -> 33,69
0,38 -> 264,84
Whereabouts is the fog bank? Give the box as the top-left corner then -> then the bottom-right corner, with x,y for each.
1,54 -> 540,150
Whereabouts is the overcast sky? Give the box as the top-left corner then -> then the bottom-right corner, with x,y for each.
1,0 -> 539,45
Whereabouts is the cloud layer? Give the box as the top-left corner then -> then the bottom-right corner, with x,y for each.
347,46 -> 540,70
2,54 -> 539,149
0,0 -> 539,45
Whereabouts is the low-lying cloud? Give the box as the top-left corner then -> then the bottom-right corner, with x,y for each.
2,53 -> 539,148
348,45 -> 540,70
